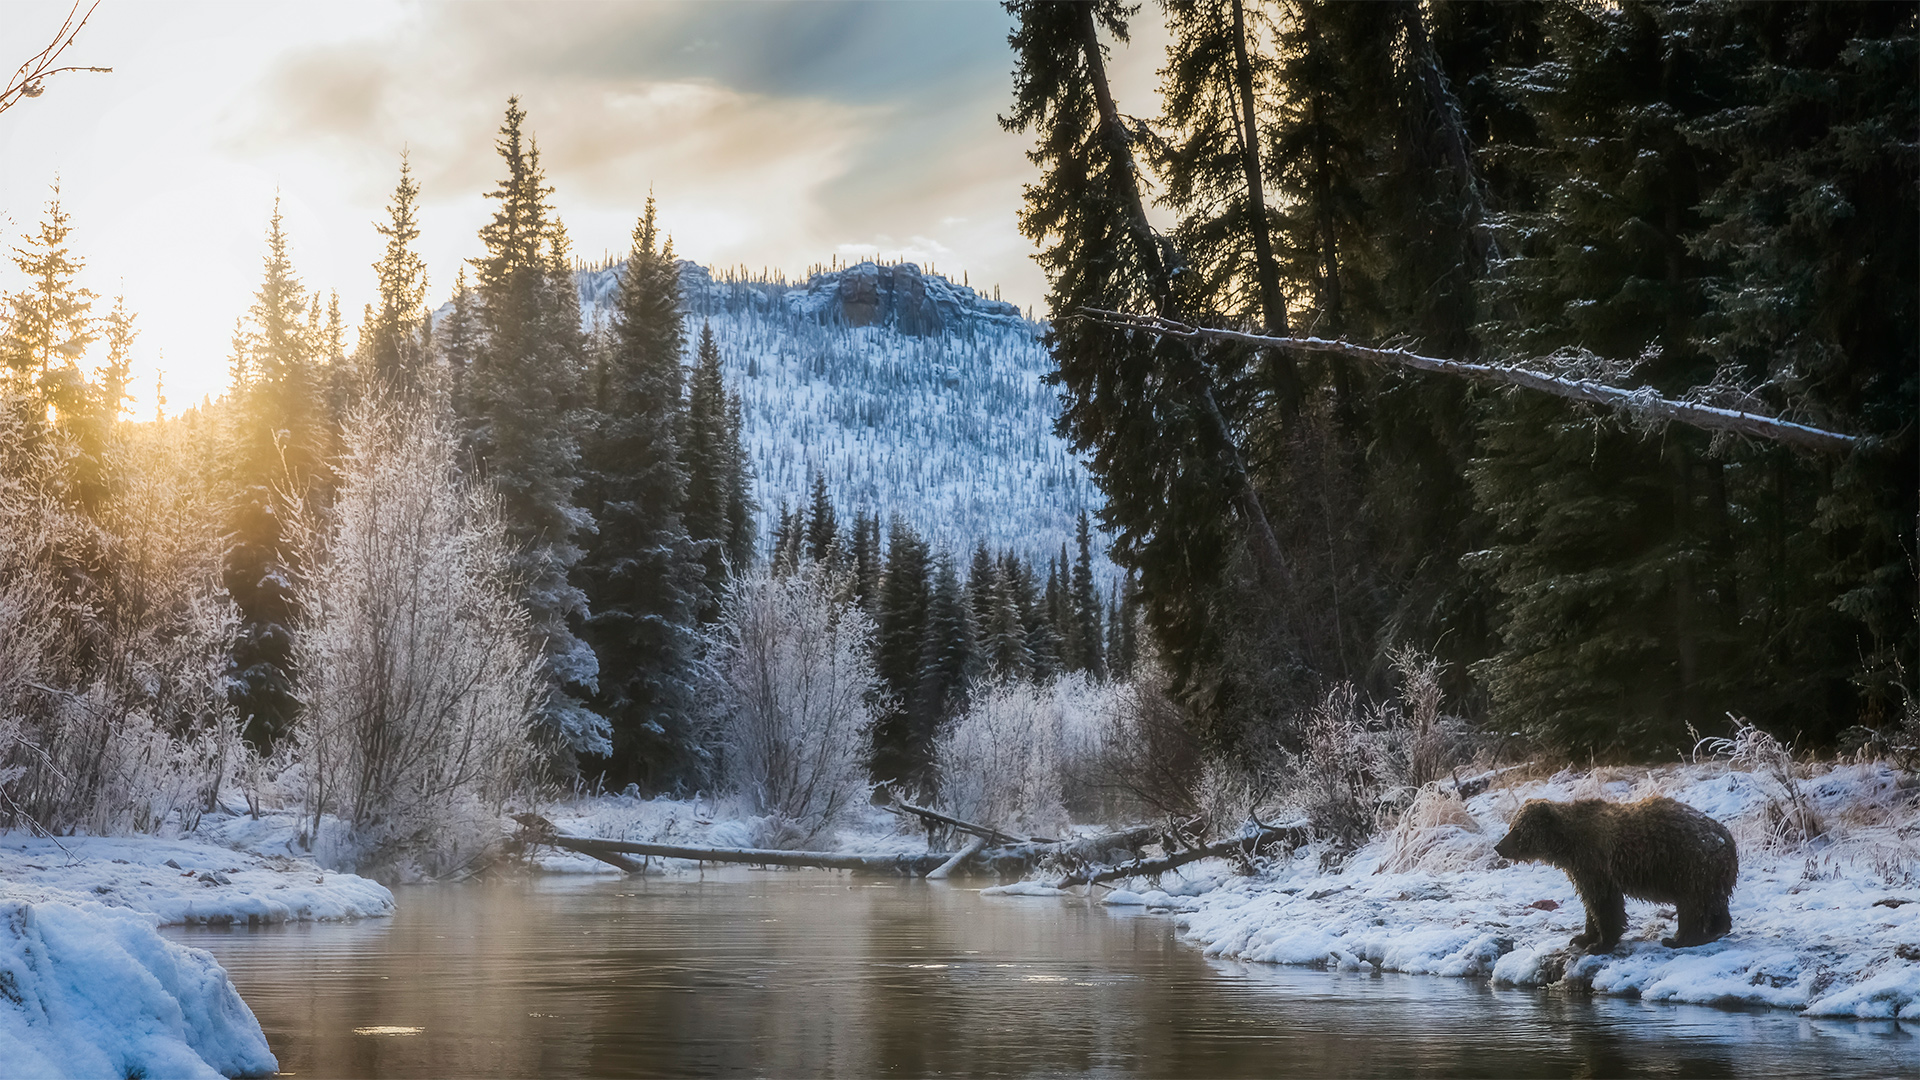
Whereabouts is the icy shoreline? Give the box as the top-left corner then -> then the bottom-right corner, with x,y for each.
0,817 -> 395,1077
1008,762 -> 1920,1021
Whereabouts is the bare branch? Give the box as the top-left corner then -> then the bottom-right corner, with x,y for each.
1078,309 -> 1862,454
2,1 -> 111,118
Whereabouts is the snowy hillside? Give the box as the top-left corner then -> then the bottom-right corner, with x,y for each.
574,259 -> 1108,572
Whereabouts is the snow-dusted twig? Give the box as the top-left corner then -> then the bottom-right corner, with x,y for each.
1078,309 -> 1862,454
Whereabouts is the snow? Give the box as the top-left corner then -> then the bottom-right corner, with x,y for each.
0,899 -> 277,1078
0,814 -> 394,1076
0,827 -> 396,927
1017,762 -> 1920,1019
529,792 -> 938,874
569,259 -> 1117,580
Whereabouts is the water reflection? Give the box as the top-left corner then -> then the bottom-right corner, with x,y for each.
171,871 -> 1913,1078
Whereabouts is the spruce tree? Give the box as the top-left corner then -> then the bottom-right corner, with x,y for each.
849,511 -> 883,613
804,472 -> 838,566
916,549 -> 974,750
682,320 -> 732,616
1470,0 -> 1742,753
576,196 -> 705,790
1070,511 -> 1106,679
0,185 -> 101,501
869,517 -> 932,787
222,200 -> 326,752
721,391 -> 757,572
468,98 -> 602,758
365,153 -> 431,399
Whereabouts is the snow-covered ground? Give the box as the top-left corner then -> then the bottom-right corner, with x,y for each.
0,813 -> 395,1077
999,761 -> 1920,1020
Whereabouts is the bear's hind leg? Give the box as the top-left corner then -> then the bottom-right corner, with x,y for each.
1663,904 -> 1706,948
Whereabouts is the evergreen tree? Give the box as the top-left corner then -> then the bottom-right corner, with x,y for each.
0,185 -> 111,509
365,153 -> 431,399
1070,510 -> 1106,679
222,200 -> 326,752
804,471 -> 838,565
770,501 -> 801,575
849,511 -> 883,612
721,391 -> 757,572
1467,0 -> 1747,753
915,549 -> 974,747
576,196 -> 705,790
437,267 -> 482,434
467,98 -> 602,758
682,320 -> 733,616
869,517 -> 932,786
1676,0 -> 1917,739
1019,552 -> 1062,682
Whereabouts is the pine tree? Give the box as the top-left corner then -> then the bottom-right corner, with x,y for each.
365,153 -> 431,399
0,186 -> 125,516
468,98 -> 602,758
869,517 -> 932,786
721,391 -> 757,572
1675,0 -> 1917,739
438,267 -> 482,435
682,320 -> 733,616
1070,511 -> 1106,679
223,200 -> 326,752
804,472 -> 838,566
915,549 -> 974,751
1470,0 -> 1743,753
576,196 -> 705,790
849,511 -> 883,612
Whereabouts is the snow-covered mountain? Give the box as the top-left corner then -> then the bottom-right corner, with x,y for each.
574,258 -> 1108,573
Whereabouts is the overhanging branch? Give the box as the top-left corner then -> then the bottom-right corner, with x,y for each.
1079,309 -> 1861,454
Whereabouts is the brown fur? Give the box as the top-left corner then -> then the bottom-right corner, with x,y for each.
1494,796 -> 1738,952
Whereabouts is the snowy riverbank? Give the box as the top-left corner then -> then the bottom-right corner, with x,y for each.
1000,762 -> 1920,1020
0,818 -> 395,1077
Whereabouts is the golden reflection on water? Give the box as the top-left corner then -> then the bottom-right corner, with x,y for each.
170,870 -> 1910,1079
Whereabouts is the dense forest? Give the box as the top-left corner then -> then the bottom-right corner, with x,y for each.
0,0 -> 1912,872
1004,0 -> 1915,765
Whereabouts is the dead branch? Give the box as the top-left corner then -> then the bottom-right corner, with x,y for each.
2,1 -> 111,117
1079,310 -> 1861,454
1046,821 -> 1308,890
875,789 -> 1057,845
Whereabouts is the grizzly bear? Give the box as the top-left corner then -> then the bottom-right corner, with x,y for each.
1494,796 -> 1737,953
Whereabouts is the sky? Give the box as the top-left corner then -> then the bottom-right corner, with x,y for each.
0,0 -> 1168,419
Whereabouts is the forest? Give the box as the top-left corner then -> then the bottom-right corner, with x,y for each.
0,0 -> 1913,879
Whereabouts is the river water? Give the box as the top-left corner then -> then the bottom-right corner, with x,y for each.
170,871 -> 1910,1078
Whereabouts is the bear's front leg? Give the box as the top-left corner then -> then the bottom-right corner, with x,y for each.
1589,887 -> 1627,952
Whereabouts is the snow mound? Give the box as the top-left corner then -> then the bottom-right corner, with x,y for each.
982,882 -> 1068,897
0,899 -> 276,1079
0,832 -> 395,926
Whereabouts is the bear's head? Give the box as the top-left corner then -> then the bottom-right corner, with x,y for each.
1494,799 -> 1564,863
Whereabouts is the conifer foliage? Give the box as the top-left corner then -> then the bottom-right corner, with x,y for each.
575,197 -> 705,790
466,98 -> 602,760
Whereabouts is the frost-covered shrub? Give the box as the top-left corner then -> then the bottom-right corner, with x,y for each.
292,402 -> 539,876
1696,717 -> 1822,848
935,674 -> 1121,837
0,393 -> 244,836
1292,650 -> 1473,853
708,564 -> 875,847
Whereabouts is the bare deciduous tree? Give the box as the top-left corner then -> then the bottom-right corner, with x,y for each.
1,1 -> 111,118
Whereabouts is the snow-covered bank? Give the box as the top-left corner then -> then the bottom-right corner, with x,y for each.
1006,762 -> 1920,1020
0,818 -> 394,1076
0,899 -> 277,1079
0,827 -> 396,927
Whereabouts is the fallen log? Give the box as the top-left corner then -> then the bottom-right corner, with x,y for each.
1046,822 -> 1309,890
926,837 -> 987,880
512,813 -> 1167,880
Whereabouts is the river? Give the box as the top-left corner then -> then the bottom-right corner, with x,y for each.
168,870 -> 1911,1078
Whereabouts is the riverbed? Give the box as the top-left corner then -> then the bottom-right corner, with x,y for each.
169,870 -> 1912,1078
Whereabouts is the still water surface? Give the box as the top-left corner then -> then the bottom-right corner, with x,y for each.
170,871 -> 1912,1078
